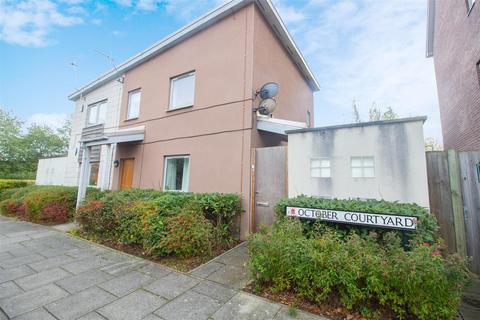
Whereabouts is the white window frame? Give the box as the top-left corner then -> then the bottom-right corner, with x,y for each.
310,158 -> 331,178
86,100 -> 107,126
169,71 -> 195,110
126,89 -> 141,120
163,155 -> 190,192
351,156 -> 375,178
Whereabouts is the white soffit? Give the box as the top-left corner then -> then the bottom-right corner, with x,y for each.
257,115 -> 307,135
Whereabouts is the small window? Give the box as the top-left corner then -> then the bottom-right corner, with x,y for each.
88,162 -> 100,186
127,89 -> 141,119
169,72 -> 195,110
467,0 -> 476,12
87,100 -> 107,126
311,158 -> 331,178
163,156 -> 190,192
351,156 -> 375,178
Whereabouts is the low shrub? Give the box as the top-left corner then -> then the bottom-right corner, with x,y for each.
249,219 -> 471,320
275,196 -> 439,244
0,185 -> 100,224
156,212 -> 215,258
76,189 -> 241,259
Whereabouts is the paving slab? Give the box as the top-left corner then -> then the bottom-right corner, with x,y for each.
145,272 -> 199,300
212,292 -> 282,320
45,287 -> 116,320
274,306 -> 330,320
0,284 -> 69,318
207,264 -> 250,289
0,253 -> 45,269
77,312 -> 107,320
15,267 -> 71,290
98,270 -> 155,297
55,269 -> 114,293
12,308 -> 57,320
190,260 -> 224,278
61,255 -> 117,274
0,265 -> 35,284
0,281 -> 23,299
155,290 -> 222,320
28,254 -> 76,272
97,289 -> 166,320
192,280 -> 236,303
137,263 -> 172,279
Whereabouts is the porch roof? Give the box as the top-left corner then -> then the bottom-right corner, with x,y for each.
82,128 -> 144,147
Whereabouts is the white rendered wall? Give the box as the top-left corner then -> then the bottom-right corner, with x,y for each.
288,120 -> 430,208
64,79 -> 123,187
36,157 -> 68,185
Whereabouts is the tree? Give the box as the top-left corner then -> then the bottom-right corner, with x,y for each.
352,100 -> 362,123
0,107 -> 71,179
368,104 -> 398,121
425,137 -> 443,151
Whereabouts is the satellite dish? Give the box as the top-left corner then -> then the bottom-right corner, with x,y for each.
258,82 -> 279,99
258,98 -> 276,115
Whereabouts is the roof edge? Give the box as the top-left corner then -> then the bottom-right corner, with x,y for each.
68,0 -> 320,101
286,116 -> 428,134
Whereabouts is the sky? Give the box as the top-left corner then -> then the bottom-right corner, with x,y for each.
0,0 -> 442,141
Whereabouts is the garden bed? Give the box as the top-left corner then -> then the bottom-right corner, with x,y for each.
247,196 -> 472,320
71,228 -> 240,272
75,189 -> 242,272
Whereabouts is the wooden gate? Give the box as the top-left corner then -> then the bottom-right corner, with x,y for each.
426,150 -> 480,273
253,146 -> 287,231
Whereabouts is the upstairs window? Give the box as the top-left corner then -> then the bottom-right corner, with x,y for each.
127,89 -> 141,119
351,156 -> 375,178
169,72 -> 195,110
87,100 -> 107,126
311,158 -> 331,178
163,156 -> 190,192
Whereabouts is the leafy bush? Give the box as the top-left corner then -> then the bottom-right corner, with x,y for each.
275,196 -> 439,244
76,189 -> 241,258
0,179 -> 34,196
0,185 -> 100,224
249,219 -> 471,320
156,212 -> 215,258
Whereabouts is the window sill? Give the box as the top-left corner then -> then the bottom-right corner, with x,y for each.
166,105 -> 193,112
124,117 -> 139,122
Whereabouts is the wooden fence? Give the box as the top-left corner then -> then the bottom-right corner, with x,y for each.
426,150 -> 480,273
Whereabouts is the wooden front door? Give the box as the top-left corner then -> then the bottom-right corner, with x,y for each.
120,158 -> 134,190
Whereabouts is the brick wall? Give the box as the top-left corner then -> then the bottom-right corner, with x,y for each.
432,0 -> 480,151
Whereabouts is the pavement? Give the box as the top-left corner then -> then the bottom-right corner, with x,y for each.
458,278 -> 480,320
0,216 -> 326,320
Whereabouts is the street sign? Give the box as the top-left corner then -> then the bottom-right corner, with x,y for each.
286,206 -> 417,231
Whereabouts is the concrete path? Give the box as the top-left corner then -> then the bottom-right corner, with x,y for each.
0,216 -> 326,320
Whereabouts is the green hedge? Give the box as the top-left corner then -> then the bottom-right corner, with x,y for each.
76,189 -> 242,258
275,196 -> 439,244
0,185 -> 100,224
249,218 -> 471,320
0,179 -> 34,195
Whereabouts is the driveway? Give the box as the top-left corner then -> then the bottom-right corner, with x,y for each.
0,216 -> 326,320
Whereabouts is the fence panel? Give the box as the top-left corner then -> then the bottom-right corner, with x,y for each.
458,151 -> 480,274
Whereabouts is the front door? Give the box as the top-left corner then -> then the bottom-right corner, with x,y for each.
120,158 -> 134,190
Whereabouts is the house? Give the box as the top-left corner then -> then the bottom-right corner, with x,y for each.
426,0 -> 480,151
286,117 -> 430,208
39,0 -> 319,238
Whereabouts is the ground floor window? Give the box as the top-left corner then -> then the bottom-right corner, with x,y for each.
311,158 -> 331,178
163,156 -> 190,192
88,162 -> 100,186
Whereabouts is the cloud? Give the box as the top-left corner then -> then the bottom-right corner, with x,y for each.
26,113 -> 69,130
0,0 -> 83,47
276,0 -> 441,140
